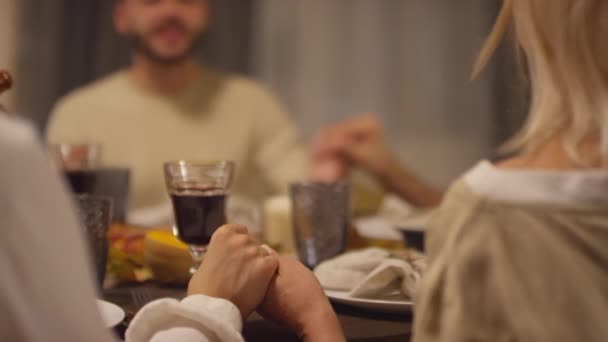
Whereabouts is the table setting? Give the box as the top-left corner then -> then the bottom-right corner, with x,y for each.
316,247 -> 424,313
52,144 -> 425,341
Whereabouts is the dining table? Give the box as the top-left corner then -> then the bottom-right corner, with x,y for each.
103,282 -> 413,341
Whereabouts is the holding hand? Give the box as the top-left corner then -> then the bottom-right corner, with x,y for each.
311,114 -> 442,207
312,114 -> 398,181
259,256 -> 345,342
187,224 -> 279,319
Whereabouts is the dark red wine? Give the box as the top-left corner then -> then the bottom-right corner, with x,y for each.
62,168 -> 131,223
64,170 -> 98,194
170,188 -> 227,245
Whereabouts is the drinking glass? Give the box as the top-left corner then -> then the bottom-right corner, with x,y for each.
164,160 -> 235,275
76,194 -> 113,287
50,143 -> 102,170
62,168 -> 131,223
290,181 -> 350,268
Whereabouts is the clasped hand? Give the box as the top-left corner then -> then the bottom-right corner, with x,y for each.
188,224 -> 345,341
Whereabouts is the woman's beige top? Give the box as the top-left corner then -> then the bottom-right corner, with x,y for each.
413,161 -> 608,342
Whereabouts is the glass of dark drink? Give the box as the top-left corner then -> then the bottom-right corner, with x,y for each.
164,160 -> 235,275
50,143 -> 102,170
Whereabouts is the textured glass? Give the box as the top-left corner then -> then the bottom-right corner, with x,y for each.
76,194 -> 113,286
290,182 -> 350,268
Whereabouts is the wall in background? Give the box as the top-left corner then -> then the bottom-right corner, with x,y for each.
0,0 -> 19,109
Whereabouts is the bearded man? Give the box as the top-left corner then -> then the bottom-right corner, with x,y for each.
47,0 -> 307,225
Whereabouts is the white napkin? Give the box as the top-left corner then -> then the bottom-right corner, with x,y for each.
314,248 -> 426,300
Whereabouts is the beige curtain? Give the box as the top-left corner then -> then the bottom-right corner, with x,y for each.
252,0 -> 499,186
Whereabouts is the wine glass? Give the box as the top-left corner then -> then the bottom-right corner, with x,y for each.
164,160 -> 235,275
50,143 -> 102,171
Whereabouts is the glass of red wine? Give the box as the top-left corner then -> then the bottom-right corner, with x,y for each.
50,143 -> 102,170
164,160 -> 235,275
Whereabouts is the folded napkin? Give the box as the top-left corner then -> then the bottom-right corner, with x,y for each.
314,248 -> 426,300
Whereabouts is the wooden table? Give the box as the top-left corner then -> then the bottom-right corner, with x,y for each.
104,285 -> 412,341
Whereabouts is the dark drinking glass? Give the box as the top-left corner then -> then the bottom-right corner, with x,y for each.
75,194 -> 113,288
164,161 -> 235,275
62,168 -> 131,223
50,143 -> 101,170
170,188 -> 227,245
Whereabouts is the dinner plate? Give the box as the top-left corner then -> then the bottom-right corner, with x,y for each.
324,289 -> 413,313
355,216 -> 403,241
97,299 -> 125,328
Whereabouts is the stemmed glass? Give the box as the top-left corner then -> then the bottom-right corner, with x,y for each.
164,160 -> 235,275
50,143 -> 102,170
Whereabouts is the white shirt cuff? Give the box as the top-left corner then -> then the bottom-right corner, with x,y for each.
126,295 -> 243,342
181,295 -> 243,332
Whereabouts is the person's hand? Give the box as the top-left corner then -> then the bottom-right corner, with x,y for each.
0,70 -> 12,94
311,114 -> 399,182
312,114 -> 443,207
309,154 -> 350,182
187,224 -> 279,319
258,256 -> 345,342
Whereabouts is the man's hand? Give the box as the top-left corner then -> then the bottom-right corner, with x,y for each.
258,256 -> 345,342
311,114 -> 442,207
311,114 -> 398,182
188,224 -> 279,319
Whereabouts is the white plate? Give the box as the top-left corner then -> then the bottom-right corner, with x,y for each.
355,216 -> 403,241
324,289 -> 413,313
97,300 -> 125,328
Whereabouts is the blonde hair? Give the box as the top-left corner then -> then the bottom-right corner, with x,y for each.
473,0 -> 608,163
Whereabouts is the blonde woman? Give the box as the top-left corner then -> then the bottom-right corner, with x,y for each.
316,0 -> 608,340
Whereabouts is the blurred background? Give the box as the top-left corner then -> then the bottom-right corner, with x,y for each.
0,0 -> 527,188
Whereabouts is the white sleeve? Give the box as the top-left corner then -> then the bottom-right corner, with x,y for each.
126,295 -> 244,342
0,115 -> 116,342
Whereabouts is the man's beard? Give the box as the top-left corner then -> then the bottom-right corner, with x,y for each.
128,33 -> 203,66
127,18 -> 204,65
